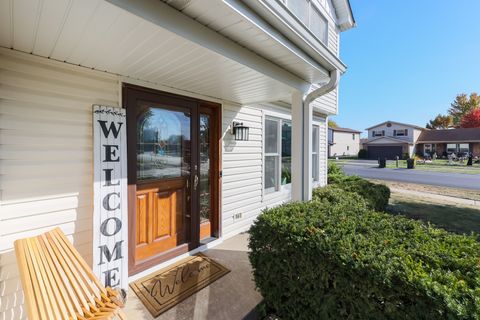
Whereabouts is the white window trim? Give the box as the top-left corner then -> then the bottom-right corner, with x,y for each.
312,118 -> 324,188
262,110 -> 293,201
312,124 -> 320,183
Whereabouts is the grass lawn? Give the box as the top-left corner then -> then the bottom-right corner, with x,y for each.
368,179 -> 480,201
388,193 -> 480,235
385,159 -> 480,174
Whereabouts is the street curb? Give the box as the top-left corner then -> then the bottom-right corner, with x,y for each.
390,188 -> 480,207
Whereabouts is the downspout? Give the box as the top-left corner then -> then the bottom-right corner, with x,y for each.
302,69 -> 340,200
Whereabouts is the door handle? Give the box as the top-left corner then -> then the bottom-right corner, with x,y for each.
194,175 -> 199,191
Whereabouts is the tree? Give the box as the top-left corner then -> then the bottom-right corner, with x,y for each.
328,120 -> 338,128
426,114 -> 453,129
448,93 -> 480,126
460,109 -> 480,128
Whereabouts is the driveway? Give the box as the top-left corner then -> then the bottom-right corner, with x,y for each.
341,164 -> 480,191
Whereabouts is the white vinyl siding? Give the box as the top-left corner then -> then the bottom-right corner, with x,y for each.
328,24 -> 340,55
0,49 -> 119,320
311,87 -> 338,115
222,104 -> 293,238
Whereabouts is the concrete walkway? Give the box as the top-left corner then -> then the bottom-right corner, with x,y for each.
124,233 -> 261,320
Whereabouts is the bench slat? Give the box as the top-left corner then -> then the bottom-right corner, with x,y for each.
14,228 -> 126,320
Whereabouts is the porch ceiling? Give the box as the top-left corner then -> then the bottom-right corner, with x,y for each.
0,0 -> 329,105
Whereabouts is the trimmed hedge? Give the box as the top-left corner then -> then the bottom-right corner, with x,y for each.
249,188 -> 480,319
326,163 -> 390,211
358,149 -> 368,159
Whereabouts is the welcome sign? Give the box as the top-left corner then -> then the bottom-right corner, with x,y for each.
93,105 -> 128,290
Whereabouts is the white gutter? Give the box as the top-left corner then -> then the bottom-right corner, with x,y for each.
304,70 -> 340,107
302,70 -> 340,200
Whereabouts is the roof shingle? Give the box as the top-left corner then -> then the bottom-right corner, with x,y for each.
417,128 -> 480,143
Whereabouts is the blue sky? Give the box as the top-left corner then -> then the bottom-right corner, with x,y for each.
335,0 -> 480,135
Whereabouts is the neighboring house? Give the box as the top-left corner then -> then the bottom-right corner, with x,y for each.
0,0 -> 355,317
363,121 -> 424,159
328,127 -> 361,157
360,138 -> 369,149
416,128 -> 480,157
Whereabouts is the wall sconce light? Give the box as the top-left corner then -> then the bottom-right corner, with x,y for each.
231,122 -> 249,141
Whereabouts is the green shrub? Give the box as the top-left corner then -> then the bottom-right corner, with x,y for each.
312,186 -> 367,211
249,192 -> 480,320
358,149 -> 368,159
326,175 -> 390,211
326,159 -> 390,211
327,161 -> 343,175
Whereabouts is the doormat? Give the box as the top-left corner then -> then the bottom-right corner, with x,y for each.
130,253 -> 230,317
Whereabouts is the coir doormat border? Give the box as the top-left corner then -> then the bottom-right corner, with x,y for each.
130,253 -> 230,317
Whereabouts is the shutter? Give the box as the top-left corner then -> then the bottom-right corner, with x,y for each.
393,129 -> 397,136
372,130 -> 375,137
405,129 -> 408,135
382,130 -> 385,136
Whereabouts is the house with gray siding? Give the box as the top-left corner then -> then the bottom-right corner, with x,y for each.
363,121 -> 424,159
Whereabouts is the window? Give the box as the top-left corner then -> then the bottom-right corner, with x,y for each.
459,143 -> 470,153
285,0 -> 328,45
287,0 -> 309,24
352,133 -> 355,140
312,125 -> 319,182
447,143 -> 469,154
265,118 -> 280,192
394,129 -> 408,137
372,130 -> 384,137
347,146 -> 350,151
310,7 -> 328,44
265,117 -> 292,193
446,144 -> 457,153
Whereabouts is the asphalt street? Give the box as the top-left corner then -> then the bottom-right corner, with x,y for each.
341,164 -> 480,191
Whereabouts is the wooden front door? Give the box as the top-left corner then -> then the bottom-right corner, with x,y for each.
125,85 -> 220,274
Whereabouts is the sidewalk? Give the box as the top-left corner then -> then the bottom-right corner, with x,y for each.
124,233 -> 261,320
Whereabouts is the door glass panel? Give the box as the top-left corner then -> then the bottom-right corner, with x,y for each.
137,107 -> 191,181
199,114 -> 211,225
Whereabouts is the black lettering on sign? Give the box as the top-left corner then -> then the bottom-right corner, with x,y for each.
98,241 -> 124,265
98,120 -> 123,139
103,145 -> 120,162
103,267 -> 120,287
103,192 -> 120,211
100,217 -> 122,236
103,168 -> 120,187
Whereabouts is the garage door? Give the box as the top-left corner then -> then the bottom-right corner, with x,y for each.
367,146 -> 403,160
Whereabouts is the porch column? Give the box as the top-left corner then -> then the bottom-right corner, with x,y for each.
303,99 -> 313,201
291,90 -> 304,201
